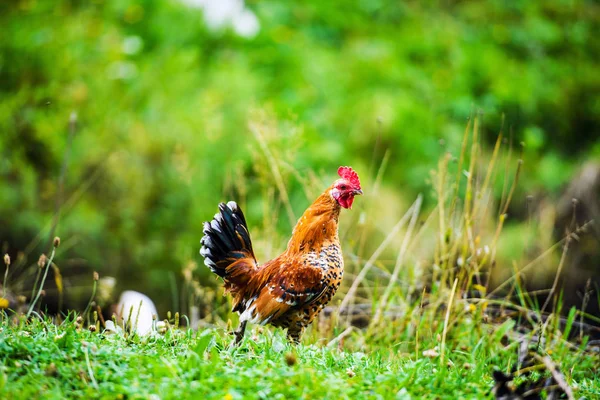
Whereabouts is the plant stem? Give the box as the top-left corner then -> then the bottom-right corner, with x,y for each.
31,268 -> 42,302
2,264 -> 9,298
83,278 -> 98,321
47,112 -> 76,249
84,346 -> 99,389
440,278 -> 458,367
27,247 -> 56,318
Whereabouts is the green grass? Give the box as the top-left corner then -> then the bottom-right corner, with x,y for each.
1,314 -> 598,399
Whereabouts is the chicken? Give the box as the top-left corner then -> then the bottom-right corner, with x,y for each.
200,166 -> 362,344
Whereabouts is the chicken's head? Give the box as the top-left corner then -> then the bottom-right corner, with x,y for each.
331,166 -> 363,209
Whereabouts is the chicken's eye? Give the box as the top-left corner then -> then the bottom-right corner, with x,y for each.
340,185 -> 347,190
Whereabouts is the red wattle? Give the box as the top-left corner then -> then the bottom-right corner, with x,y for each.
338,195 -> 354,209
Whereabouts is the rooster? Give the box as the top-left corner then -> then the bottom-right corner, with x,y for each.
200,166 -> 362,344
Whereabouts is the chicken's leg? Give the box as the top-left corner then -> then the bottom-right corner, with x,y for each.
233,320 -> 247,345
286,327 -> 304,344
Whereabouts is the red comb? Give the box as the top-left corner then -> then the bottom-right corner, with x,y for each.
337,166 -> 361,188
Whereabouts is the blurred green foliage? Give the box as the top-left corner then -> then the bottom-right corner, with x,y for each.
1,0 -> 598,311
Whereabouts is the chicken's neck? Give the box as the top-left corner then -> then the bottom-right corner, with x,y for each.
286,191 -> 341,254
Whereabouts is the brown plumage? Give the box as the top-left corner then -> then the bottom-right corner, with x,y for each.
200,166 -> 362,344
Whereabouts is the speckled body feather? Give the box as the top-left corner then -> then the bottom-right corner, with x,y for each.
200,168 -> 360,343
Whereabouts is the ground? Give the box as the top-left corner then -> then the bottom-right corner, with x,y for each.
1,316 -> 598,399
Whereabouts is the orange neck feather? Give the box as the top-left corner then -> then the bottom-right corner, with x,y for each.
285,186 -> 341,254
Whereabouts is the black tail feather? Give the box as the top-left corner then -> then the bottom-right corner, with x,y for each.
200,201 -> 256,278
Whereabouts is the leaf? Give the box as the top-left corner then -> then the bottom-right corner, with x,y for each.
194,331 -> 214,355
492,319 -> 515,343
562,306 -> 576,340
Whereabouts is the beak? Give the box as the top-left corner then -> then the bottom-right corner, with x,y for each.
353,189 -> 363,195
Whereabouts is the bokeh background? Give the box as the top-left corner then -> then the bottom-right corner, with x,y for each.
1,0 -> 599,317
